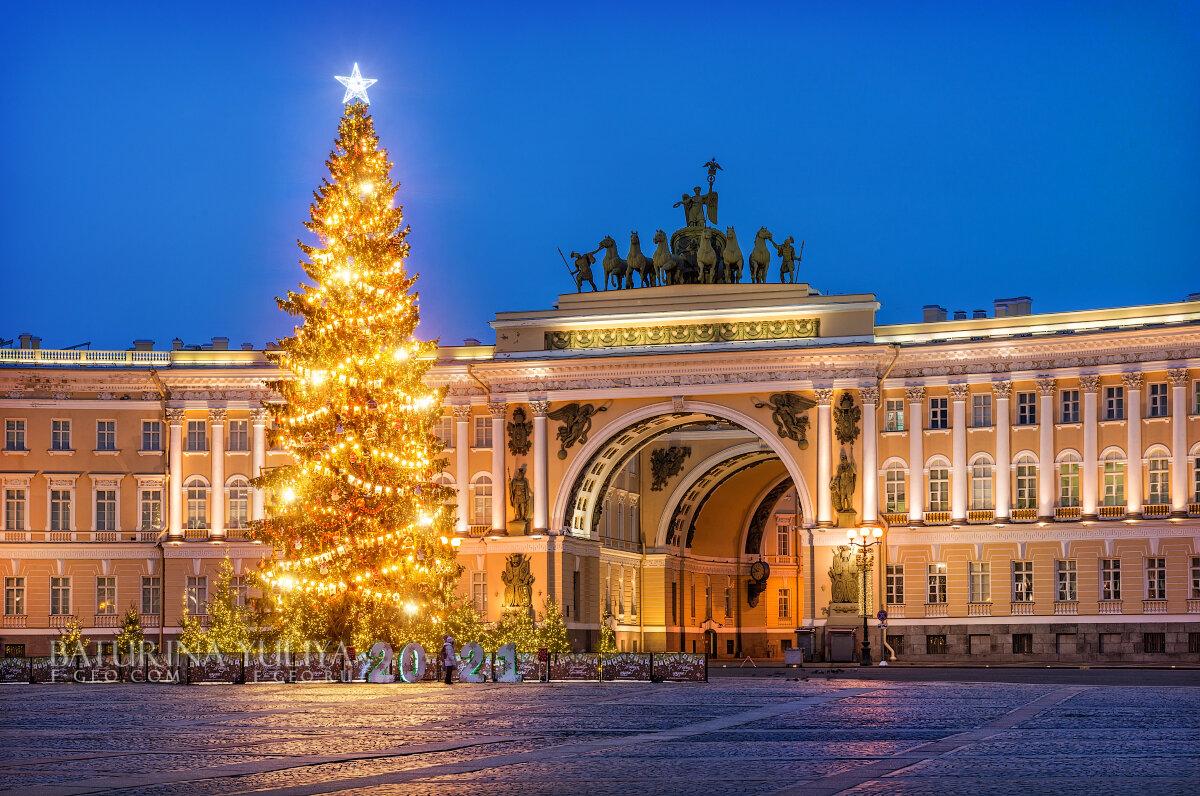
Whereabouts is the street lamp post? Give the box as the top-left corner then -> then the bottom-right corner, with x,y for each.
846,520 -> 887,666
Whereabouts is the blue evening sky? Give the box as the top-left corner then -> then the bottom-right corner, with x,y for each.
2,1 -> 1197,349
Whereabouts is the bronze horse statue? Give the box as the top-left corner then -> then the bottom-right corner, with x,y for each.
749,226 -> 773,284
723,226 -> 744,283
652,229 -> 680,285
598,235 -> 629,290
627,231 -> 656,287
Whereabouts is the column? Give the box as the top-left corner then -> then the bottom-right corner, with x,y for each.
208,408 -> 226,539
950,383 -> 969,522
814,389 -> 834,526
249,408 -> 268,521
993,380 -> 1012,522
906,386 -> 925,524
167,408 -> 185,539
1168,368 -> 1190,517
531,400 -> 550,532
453,405 -> 471,533
1035,378 -> 1056,521
860,386 -> 879,523
1080,375 -> 1100,520
489,400 -> 507,532
1123,373 -> 1143,518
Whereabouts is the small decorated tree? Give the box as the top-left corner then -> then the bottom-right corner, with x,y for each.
54,618 -> 89,662
536,599 -> 571,654
207,558 -> 251,653
598,611 -> 617,654
487,609 -> 539,653
178,599 -> 211,655
115,604 -> 146,659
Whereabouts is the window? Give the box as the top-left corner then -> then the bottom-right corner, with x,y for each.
970,461 -> 993,510
670,581 -> 677,624
1147,455 -> 1169,505
1016,392 -> 1037,425
1058,455 -> 1080,507
227,478 -> 249,529
1147,383 -> 1168,418
886,564 -> 904,604
95,490 -> 117,531
231,575 -> 249,608
724,580 -> 732,617
471,571 -> 487,614
96,420 -> 116,451
51,489 -> 72,531
1015,455 -> 1037,509
433,415 -> 453,447
96,576 -> 117,615
141,576 -> 160,616
227,420 -> 249,451
1144,633 -> 1166,654
185,478 -> 207,529
928,467 -> 949,512
928,397 -> 948,429
473,415 -> 492,448
4,419 -> 26,451
51,419 -> 71,451
927,563 -> 947,604
1101,559 -> 1121,601
884,465 -> 906,512
140,488 -> 162,530
777,588 -> 790,620
142,420 -> 162,452
926,634 -> 947,654
884,399 -> 905,431
690,582 -> 696,618
1060,389 -> 1080,423
186,575 -> 208,615
4,577 -> 24,615
1192,557 -> 1200,599
1012,560 -> 1033,602
1012,633 -> 1033,654
968,561 -> 990,603
4,489 -> 26,531
887,635 -> 906,655
1146,557 -> 1166,600
1195,455 -> 1200,501
776,522 -> 789,556
470,475 -> 492,525
1104,386 -> 1124,420
186,420 -> 207,451
971,394 -> 992,427
50,577 -> 71,615
572,571 -> 580,620
1102,453 -> 1125,507
1056,560 -> 1077,602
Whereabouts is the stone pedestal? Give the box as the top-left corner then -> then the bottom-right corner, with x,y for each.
507,519 -> 529,536
835,510 -> 859,528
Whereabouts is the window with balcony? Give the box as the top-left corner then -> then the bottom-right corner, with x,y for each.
96,576 -> 117,616
185,478 -> 208,529
926,563 -> 947,604
50,577 -> 71,615
141,576 -> 160,616
1190,556 -> 1199,599
1056,560 -> 1077,601
1012,560 -> 1033,602
4,577 -> 24,616
50,489 -> 72,531
968,561 -> 990,603
95,490 -> 117,531
1058,455 -> 1080,507
4,489 -> 26,531
470,475 -> 492,525
928,467 -> 950,512
186,575 -> 208,615
1146,557 -> 1166,600
227,478 -> 250,529
1015,455 -> 1037,509
1101,559 -> 1121,601
970,459 -> 993,510
777,588 -> 790,620
1147,455 -> 1169,505
884,465 -> 906,513
140,489 -> 162,530
886,564 -> 904,604
1102,453 -> 1125,507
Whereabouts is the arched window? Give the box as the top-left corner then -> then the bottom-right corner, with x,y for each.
884,463 -> 906,513
1102,451 -> 1125,507
1058,453 -> 1080,508
470,475 -> 492,525
227,477 -> 250,529
1146,452 -> 1170,505
1015,454 -> 1038,510
184,477 -> 208,529
970,456 -> 993,510
927,460 -> 950,512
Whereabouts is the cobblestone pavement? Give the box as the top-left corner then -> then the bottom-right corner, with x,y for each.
1,672 -> 1198,795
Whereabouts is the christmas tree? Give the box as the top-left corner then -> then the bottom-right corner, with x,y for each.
254,86 -> 462,653
115,605 -> 146,657
207,558 -> 251,652
536,598 -> 571,654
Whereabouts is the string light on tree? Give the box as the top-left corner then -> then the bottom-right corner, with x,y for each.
252,68 -> 468,652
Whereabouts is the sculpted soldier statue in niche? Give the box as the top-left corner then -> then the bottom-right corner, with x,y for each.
508,464 -> 532,534
830,449 -> 858,516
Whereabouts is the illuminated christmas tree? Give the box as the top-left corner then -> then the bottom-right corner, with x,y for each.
254,73 -> 461,652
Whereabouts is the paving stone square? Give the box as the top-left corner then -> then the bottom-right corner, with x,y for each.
0,670 -> 1197,795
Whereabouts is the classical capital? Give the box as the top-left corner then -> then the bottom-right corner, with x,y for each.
813,388 -> 834,405
488,400 -> 507,418
858,385 -> 879,404
991,380 -> 1013,399
1035,377 -> 1057,396
1078,375 -> 1101,393
165,408 -> 186,424
948,383 -> 970,401
249,407 -> 271,423
208,408 -> 228,424
904,385 -> 926,402
1167,367 -> 1189,387
1121,372 -> 1143,390
452,405 -> 472,420
530,400 -> 551,417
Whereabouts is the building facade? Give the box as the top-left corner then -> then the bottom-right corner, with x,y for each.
2,284 -> 1199,663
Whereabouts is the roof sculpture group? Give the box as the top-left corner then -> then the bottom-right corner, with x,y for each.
562,160 -> 804,292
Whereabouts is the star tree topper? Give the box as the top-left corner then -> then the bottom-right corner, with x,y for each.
335,63 -> 377,105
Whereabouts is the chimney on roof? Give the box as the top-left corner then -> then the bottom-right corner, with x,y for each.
172,338 -> 184,350
17,333 -> 33,349
972,309 -> 987,319
30,337 -> 41,349
133,340 -> 154,351
922,305 -> 947,323
994,296 -> 1032,317
240,342 -> 254,351
211,337 -> 229,351
953,310 -> 967,320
